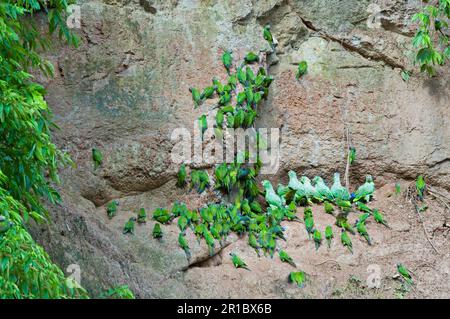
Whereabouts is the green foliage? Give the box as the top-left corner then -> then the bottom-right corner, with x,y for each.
412,0 -> 449,75
99,285 -> 135,299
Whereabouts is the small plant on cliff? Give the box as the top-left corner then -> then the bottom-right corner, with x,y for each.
412,0 -> 449,75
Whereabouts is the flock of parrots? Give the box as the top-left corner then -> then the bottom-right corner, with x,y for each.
86,25 -> 421,289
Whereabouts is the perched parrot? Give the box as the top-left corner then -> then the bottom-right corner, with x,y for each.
331,172 -> 350,201
199,114 -> 207,141
279,250 -> 296,267
201,86 -> 215,100
123,217 -> 136,234
178,232 -> 191,260
373,209 -> 389,228
189,87 -> 201,108
0,216 -> 13,235
230,253 -> 250,270
248,232 -> 261,257
325,225 -> 333,248
153,208 -> 172,224
176,163 -> 187,188
324,201 -> 334,215
313,229 -> 322,251
137,208 -> 147,224
296,61 -> 308,80
262,180 -> 285,209
353,175 -> 375,203
356,202 -> 372,214
289,271 -> 306,287
416,175 -> 426,201
348,147 -> 356,165
313,176 -> 334,201
222,50 -> 233,75
106,200 -> 119,218
92,148 -> 103,169
152,223 -> 163,239
397,263 -> 413,285
341,229 -> 353,254
244,52 -> 259,64
304,216 -> 314,239
263,24 -> 275,50
356,221 -> 372,245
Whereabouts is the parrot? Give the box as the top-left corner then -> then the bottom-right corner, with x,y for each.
279,250 -> 296,267
222,50 -> 232,75
237,91 -> 247,105
397,263 -> 413,285
153,207 -> 172,224
171,201 -> 188,217
287,171 -> 307,201
324,201 -> 334,215
200,86 -> 215,100
304,216 -> 314,239
178,232 -> 191,260
300,176 -> 318,201
250,201 -> 262,214
353,175 -> 375,203
137,208 -> 147,224
106,200 -> 119,218
325,225 -> 333,248
216,110 -> 225,127
230,253 -> 250,270
356,221 -> 372,245
395,183 -> 401,195
244,51 -> 259,64
416,175 -> 426,201
356,202 -> 372,214
248,232 -> 261,257
296,61 -> 308,80
341,230 -> 353,254
335,198 -> 352,212
245,67 -> 255,85
313,229 -> 322,250
336,213 -> 355,234
228,73 -> 237,90
177,215 -> 189,231
262,180 -> 285,209
289,271 -> 306,287
123,217 -> 136,234
313,176 -> 334,201
152,223 -> 163,239
354,212 -> 371,227
212,78 -> 224,94
303,207 -> 313,219
189,87 -> 201,107
237,67 -> 247,86
263,24 -> 275,50
219,92 -> 231,106
373,209 -> 389,228
176,163 -> 187,188
348,147 -> 356,165
331,172 -> 350,201
199,114 -> 207,141
92,148 -> 103,169
0,216 -> 13,235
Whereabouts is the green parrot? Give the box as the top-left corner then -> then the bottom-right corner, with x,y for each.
313,229 -> 322,251
219,92 -> 231,106
373,209 -> 389,228
348,147 -> 356,165
0,216 -> 13,235
153,208 -> 172,224
331,172 -> 350,201
263,24 -> 275,50
304,216 -> 314,239
237,67 -> 247,86
296,61 -> 308,80
92,148 -> 103,170
325,225 -> 333,248
300,176 -> 317,201
152,223 -> 163,239
324,201 -> 334,215
228,73 -> 237,90
189,87 -> 201,108
279,250 -> 296,267
137,208 -> 147,224
395,183 -> 401,195
237,91 -> 246,105
262,180 -> 285,209
341,230 -> 353,254
356,221 -> 372,245
222,50 -> 232,75
176,163 -> 187,188
106,200 -> 119,218
250,201 -> 262,214
335,198 -> 352,212
123,217 -> 136,234
397,263 -> 413,285
212,78 -> 224,94
230,253 -> 250,270
248,232 -> 261,257
244,51 -> 259,64
287,171 -> 307,200
178,232 -> 191,260
353,175 -> 375,203
289,271 -> 306,288
336,213 -> 355,234
416,175 -> 426,201
313,176 -> 334,201
354,213 -> 371,227
201,86 -> 215,100
245,67 -> 255,85
178,215 -> 189,231
171,201 -> 188,217
303,207 -> 313,219
199,114 -> 207,141
356,202 -> 372,214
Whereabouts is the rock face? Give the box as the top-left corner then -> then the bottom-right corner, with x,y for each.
31,0 -> 449,297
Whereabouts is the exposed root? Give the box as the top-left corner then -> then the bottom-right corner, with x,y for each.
314,259 -> 341,270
